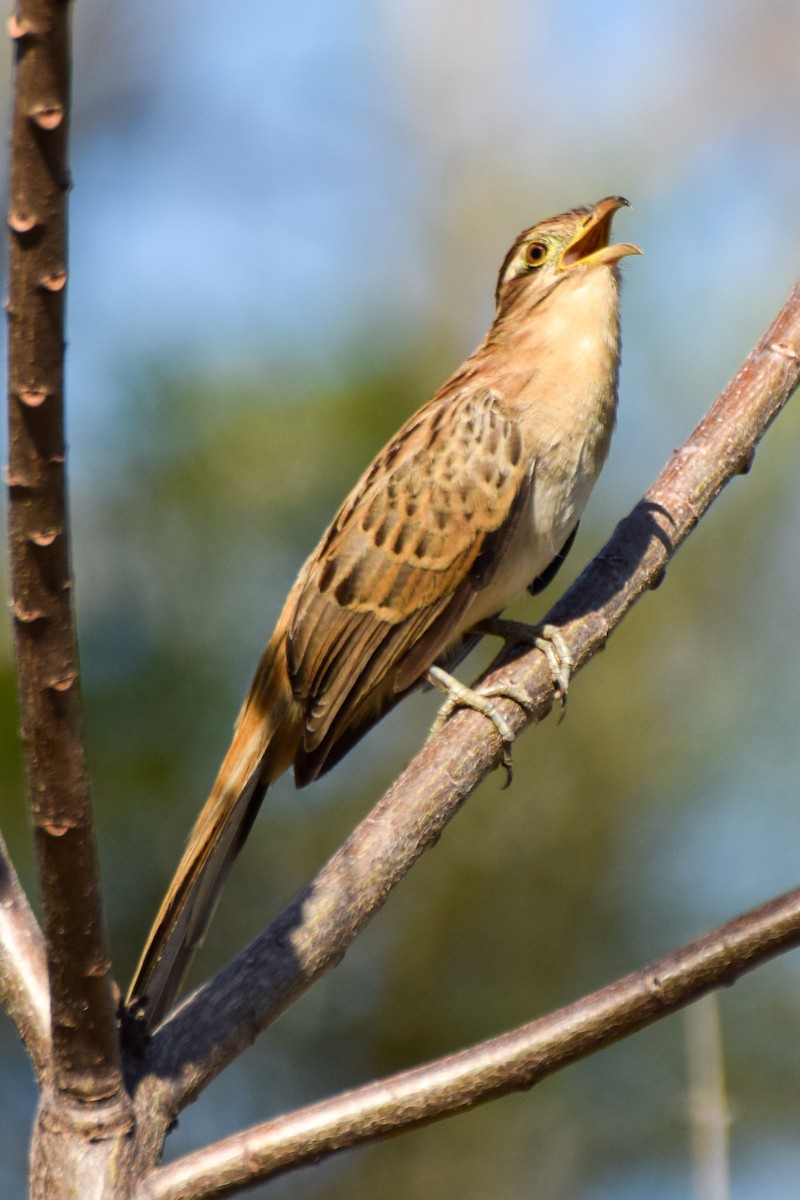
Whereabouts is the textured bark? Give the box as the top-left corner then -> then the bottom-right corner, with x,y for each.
6,0 -> 133,1194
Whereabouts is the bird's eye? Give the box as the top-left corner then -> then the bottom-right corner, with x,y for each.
524,241 -> 549,268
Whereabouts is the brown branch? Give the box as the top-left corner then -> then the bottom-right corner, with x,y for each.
6,0 -> 128,1123
132,285 -> 800,1133
139,885 -> 800,1200
0,831 -> 50,1081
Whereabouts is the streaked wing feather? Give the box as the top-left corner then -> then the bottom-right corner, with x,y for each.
287,387 -> 529,781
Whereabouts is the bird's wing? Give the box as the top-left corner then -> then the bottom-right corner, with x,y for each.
286,387 -> 532,783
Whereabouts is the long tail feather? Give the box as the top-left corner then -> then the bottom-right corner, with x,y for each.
127,633 -> 299,1027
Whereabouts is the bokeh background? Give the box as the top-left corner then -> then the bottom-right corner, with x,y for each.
3,1 -> 800,1196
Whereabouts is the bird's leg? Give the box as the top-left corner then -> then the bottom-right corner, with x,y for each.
473,617 -> 573,708
426,664 -> 533,785
425,619 -> 573,783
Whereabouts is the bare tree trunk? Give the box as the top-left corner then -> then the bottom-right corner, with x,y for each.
7,0 -> 133,1194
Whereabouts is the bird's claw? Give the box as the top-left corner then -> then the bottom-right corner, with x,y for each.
531,623 -> 573,714
426,665 -> 532,786
474,618 -> 573,718
425,620 -> 573,782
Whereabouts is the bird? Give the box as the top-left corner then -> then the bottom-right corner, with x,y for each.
127,196 -> 641,1026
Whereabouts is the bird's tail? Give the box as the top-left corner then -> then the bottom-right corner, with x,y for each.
126,631 -> 300,1027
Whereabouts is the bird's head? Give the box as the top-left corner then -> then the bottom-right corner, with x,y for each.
495,196 -> 642,313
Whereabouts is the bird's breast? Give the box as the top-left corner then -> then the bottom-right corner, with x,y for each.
466,430 -> 607,626
465,268 -> 621,624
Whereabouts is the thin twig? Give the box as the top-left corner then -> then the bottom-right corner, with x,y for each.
132,285 -> 800,1129
6,0 -> 127,1121
0,832 -> 50,1082
139,886 -> 800,1200
685,995 -> 731,1200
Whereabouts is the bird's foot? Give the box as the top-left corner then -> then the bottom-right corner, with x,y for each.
474,618 -> 573,714
426,664 -> 532,786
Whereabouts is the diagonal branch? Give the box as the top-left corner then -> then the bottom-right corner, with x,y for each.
131,284 -> 800,1129
139,884 -> 800,1200
0,831 -> 50,1082
6,0 -> 128,1122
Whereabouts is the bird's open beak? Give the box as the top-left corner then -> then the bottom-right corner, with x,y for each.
558,196 -> 642,271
